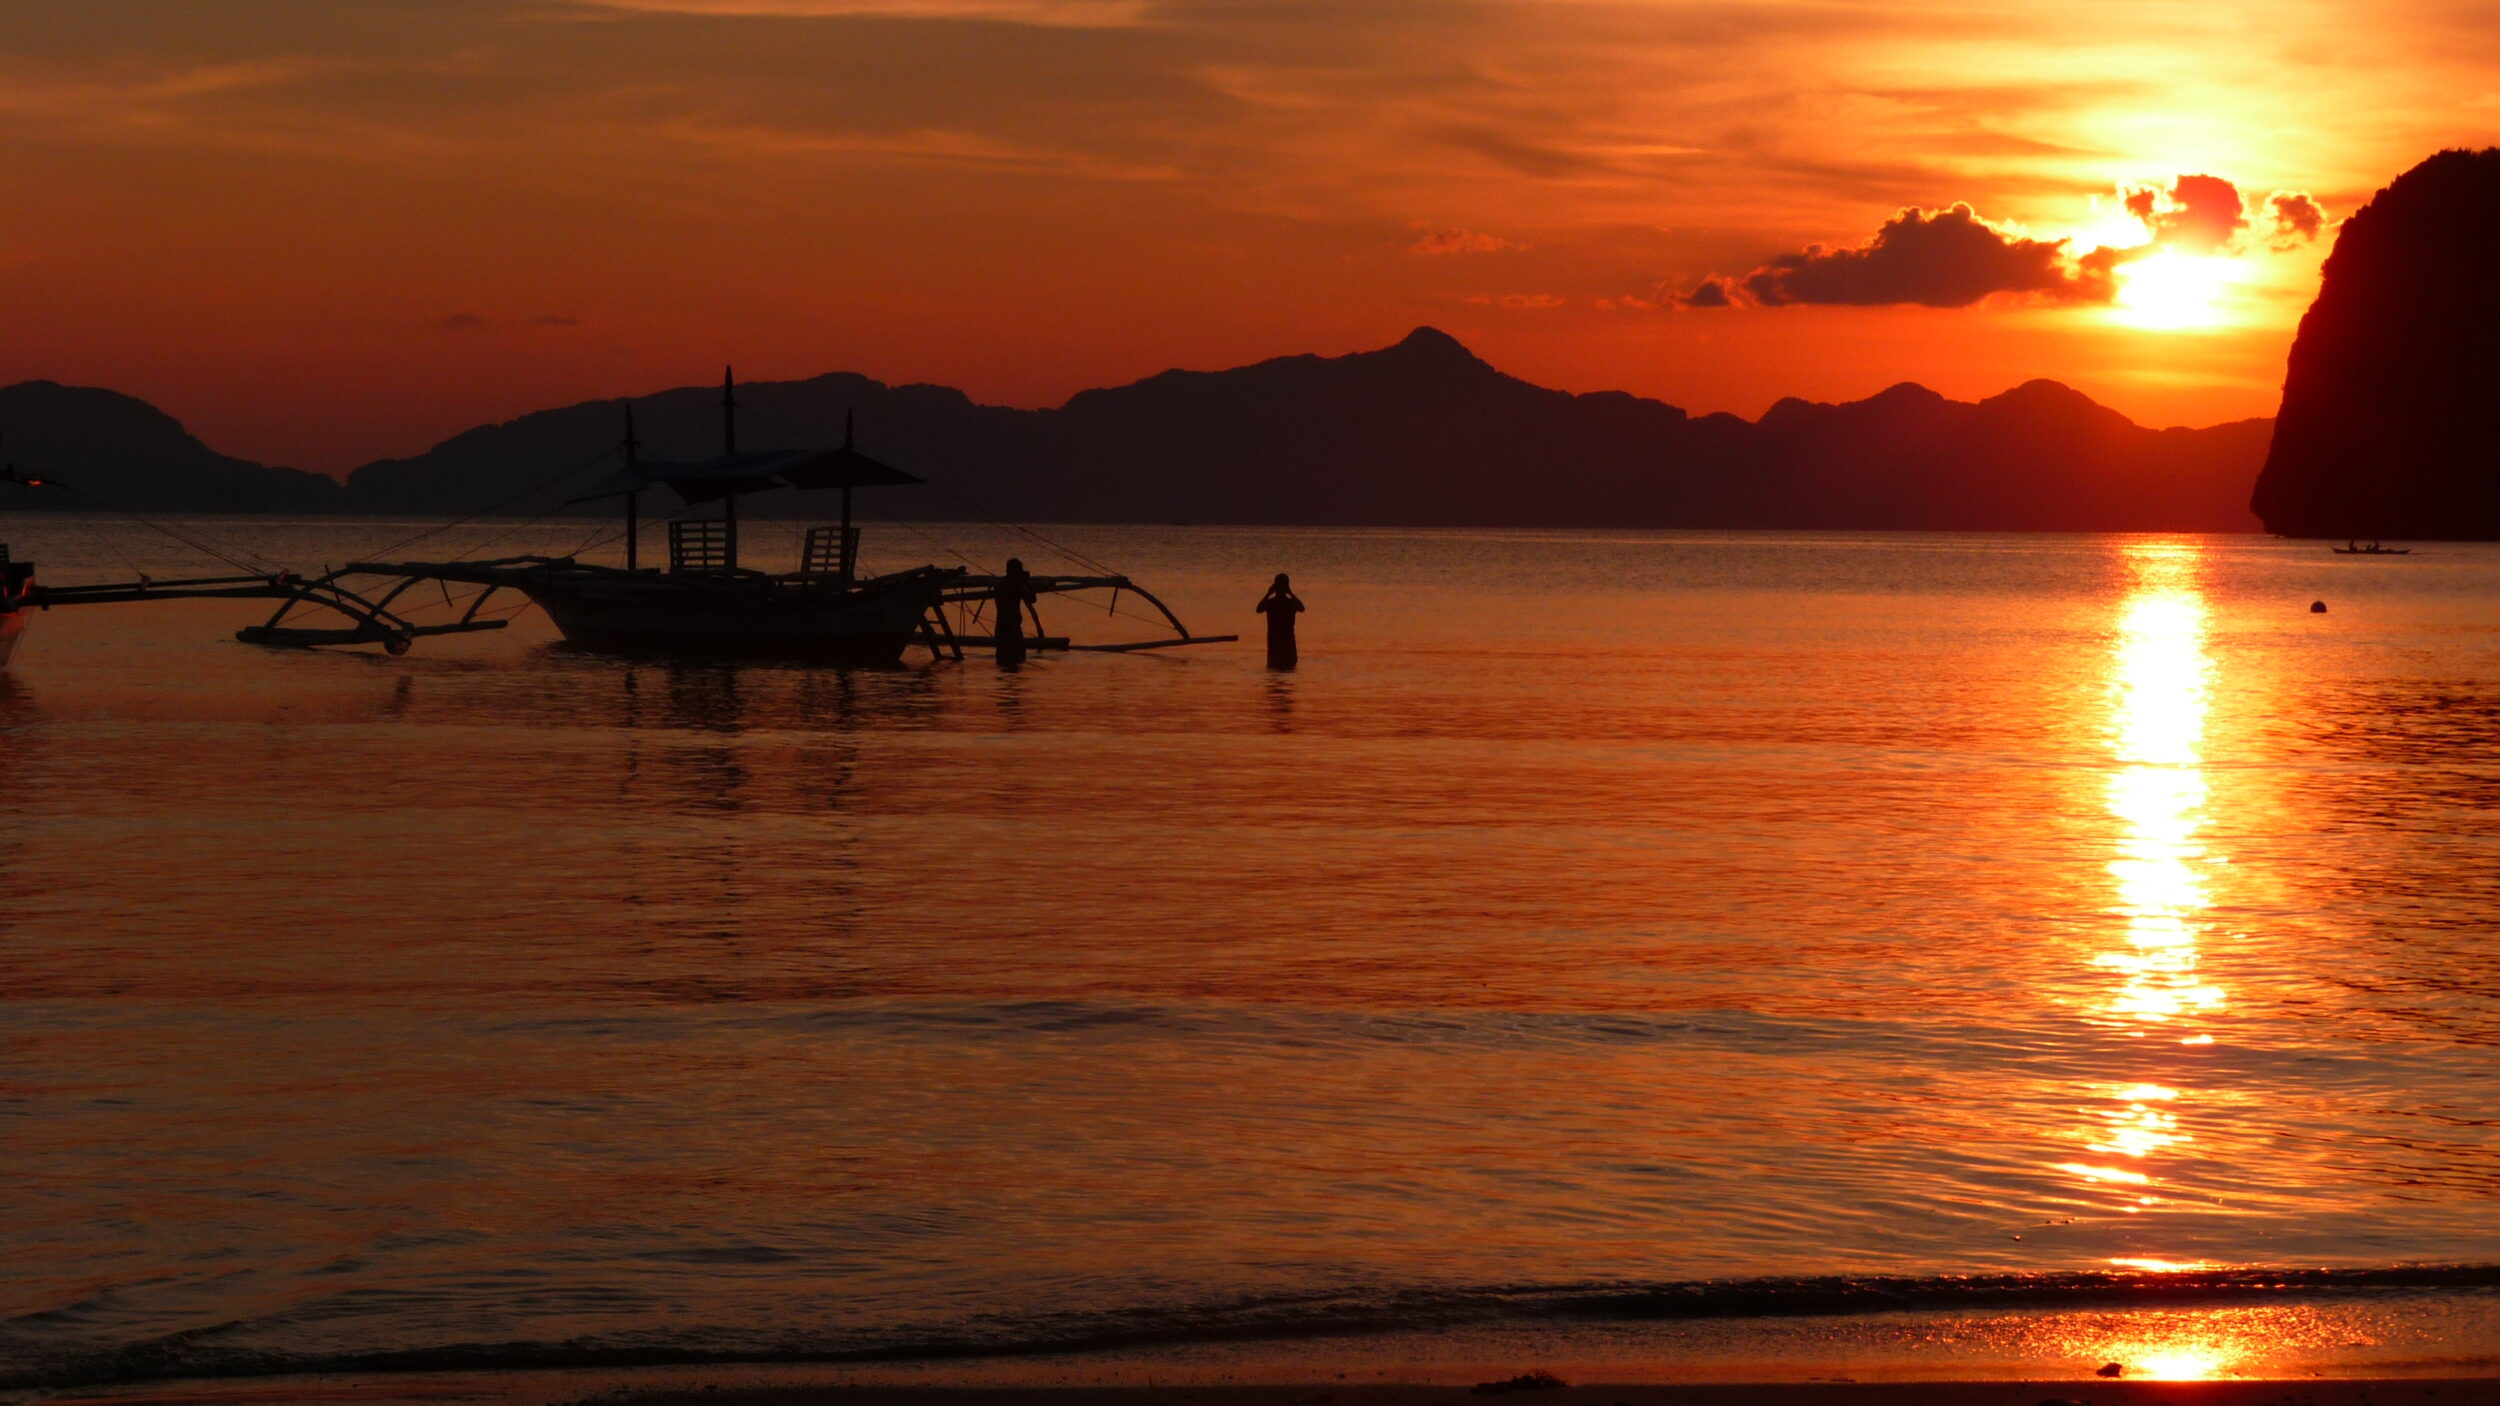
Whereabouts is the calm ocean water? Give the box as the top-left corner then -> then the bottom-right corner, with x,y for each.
3,517 -> 2499,1391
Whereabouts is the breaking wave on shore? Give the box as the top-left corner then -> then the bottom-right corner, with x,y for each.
12,1265 -> 2500,1391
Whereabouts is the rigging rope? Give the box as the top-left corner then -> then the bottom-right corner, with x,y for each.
47,482 -> 281,576
907,479 -> 1125,578
729,399 -> 1129,581
359,403 -> 719,564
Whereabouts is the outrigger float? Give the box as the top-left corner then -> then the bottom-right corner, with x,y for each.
0,376 -> 1232,666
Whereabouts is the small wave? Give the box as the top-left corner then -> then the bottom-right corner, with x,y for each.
493,1000 -> 2452,1088
9,1264 -> 2500,1392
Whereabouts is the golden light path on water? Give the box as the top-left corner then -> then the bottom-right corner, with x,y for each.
2074,540 -> 2235,1380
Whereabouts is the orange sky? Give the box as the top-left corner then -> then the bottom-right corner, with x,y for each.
3,0 -> 2496,473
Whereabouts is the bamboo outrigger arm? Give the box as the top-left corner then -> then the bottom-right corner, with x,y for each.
27,569 -> 510,655
240,565 -> 515,653
937,573 -> 1236,654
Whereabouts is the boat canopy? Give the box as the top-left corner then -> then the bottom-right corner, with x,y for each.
568,445 -> 923,506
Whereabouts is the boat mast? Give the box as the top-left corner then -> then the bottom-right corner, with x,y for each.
840,410 -> 856,587
720,365 -> 739,570
621,402 -> 641,572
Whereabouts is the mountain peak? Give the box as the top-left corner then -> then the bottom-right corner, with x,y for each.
1383,326 -> 1485,365
1979,378 -> 2127,423
1998,377 -> 2087,401
1864,381 -> 1946,407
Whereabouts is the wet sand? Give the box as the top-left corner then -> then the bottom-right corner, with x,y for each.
41,1377 -> 2500,1406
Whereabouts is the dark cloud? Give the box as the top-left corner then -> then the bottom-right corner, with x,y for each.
1740,203 -> 2109,308
1678,276 -> 1733,308
2117,174 -> 2328,254
2122,173 -> 2246,252
440,311 -> 489,330
2265,190 -> 2327,246
533,313 -> 583,326
1407,226 -> 1521,255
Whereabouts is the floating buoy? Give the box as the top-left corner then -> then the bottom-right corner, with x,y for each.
2310,600 -> 2327,613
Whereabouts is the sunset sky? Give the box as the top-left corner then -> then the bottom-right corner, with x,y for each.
4,1 -> 2495,473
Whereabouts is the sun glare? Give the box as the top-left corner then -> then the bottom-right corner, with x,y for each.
2114,253 -> 2237,330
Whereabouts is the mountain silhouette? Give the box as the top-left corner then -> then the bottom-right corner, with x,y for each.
2252,147 -> 2500,539
0,381 -> 342,514
6,330 -> 2268,532
339,327 -> 2269,532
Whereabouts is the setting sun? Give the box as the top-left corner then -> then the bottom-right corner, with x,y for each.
2115,253 -> 2240,330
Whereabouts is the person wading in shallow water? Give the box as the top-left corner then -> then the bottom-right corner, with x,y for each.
1255,573 -> 1304,670
993,558 -> 1038,665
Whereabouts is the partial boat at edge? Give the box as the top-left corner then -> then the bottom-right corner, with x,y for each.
0,544 -> 30,667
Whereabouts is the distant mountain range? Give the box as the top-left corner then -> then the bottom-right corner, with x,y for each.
2,328 -> 2273,532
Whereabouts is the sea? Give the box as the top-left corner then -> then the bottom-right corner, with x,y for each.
3,517 -> 2499,1399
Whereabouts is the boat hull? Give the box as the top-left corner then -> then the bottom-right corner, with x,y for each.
520,569 -> 946,666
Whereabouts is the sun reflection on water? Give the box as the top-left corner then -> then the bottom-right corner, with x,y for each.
2016,1302 -> 2385,1385
2131,1345 -> 2234,1380
2070,541 -> 2224,1231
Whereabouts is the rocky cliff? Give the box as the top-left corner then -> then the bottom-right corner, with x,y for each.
2252,148 -> 2500,539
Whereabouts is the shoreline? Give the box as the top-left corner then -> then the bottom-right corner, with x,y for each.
21,1286 -> 2500,1404
589,1383 -> 2500,1406
35,1374 -> 2500,1406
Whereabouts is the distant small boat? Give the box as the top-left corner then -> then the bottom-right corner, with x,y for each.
2334,541 -> 2412,555
0,543 -> 30,667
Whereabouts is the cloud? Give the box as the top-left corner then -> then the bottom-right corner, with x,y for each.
2264,190 -> 2328,247
1739,203 -> 2110,308
568,0 -> 1148,25
440,312 -> 490,330
1407,226 -> 1522,255
1461,292 -> 1564,309
2122,173 -> 2245,252
1678,276 -> 1734,308
654,119 -> 1183,182
533,313 -> 584,326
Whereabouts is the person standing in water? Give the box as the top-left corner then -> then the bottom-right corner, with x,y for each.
1256,573 -> 1304,670
994,557 -> 1038,665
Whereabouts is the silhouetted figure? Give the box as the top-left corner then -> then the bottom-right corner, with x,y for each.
1255,573 -> 1304,669
994,558 -> 1037,665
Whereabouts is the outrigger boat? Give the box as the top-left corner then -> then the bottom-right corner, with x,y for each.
1,375 -> 1231,664
2333,540 -> 2413,555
